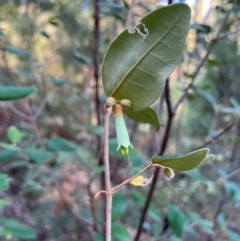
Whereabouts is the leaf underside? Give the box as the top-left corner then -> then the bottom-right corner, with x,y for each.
151,148 -> 209,171
124,107 -> 160,131
102,3 -> 191,111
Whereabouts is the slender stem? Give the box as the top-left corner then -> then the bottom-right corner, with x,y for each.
174,1 -> 236,112
195,115 -> 240,150
124,0 -> 136,29
93,0 -> 101,125
111,164 -> 153,193
104,106 -> 112,241
134,79 -> 174,241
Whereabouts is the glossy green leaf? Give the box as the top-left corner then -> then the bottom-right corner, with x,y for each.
112,193 -> 127,222
7,126 -> 22,144
0,219 -> 37,239
26,149 -> 52,163
167,205 -> 188,237
102,3 -> 190,111
124,107 -> 160,131
46,137 -> 76,152
0,150 -> 17,161
0,174 -> 10,190
112,224 -> 130,241
151,148 -> 209,171
0,86 -> 36,101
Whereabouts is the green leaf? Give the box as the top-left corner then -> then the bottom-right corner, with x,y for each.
0,174 -> 10,191
112,193 -> 127,222
89,125 -> 104,136
227,230 -> 240,241
26,149 -> 52,163
112,224 -> 130,241
224,181 -> 240,204
0,150 -> 17,162
124,107 -> 160,131
0,86 -> 36,101
0,199 -> 10,207
151,148 -> 209,171
4,47 -> 31,58
0,219 -> 37,240
74,51 -> 92,66
50,79 -> 66,87
167,205 -> 188,237
190,24 -> 211,34
46,137 -> 76,152
7,126 -> 22,144
188,211 -> 213,234
102,3 -> 190,111
93,233 -> 104,241
99,2 -> 124,9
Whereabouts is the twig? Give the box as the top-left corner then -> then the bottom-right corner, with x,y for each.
7,102 -> 33,122
125,0 -> 136,29
174,1 -> 237,112
93,0 -> 101,126
103,106 -> 112,241
134,79 -> 174,241
195,115 -> 240,150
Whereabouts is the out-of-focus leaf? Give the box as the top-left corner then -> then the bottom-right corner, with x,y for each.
0,150 -> 17,162
89,125 -> 104,136
207,59 -> 219,67
102,3 -> 191,111
167,205 -> 188,237
0,174 -> 10,191
39,30 -> 50,38
112,193 -> 127,222
26,149 -> 52,163
193,85 -> 218,110
130,191 -> 146,207
0,86 -> 36,101
227,230 -> 240,241
149,205 -> 161,222
93,233 -> 104,241
0,199 -> 10,207
130,175 -> 153,186
50,79 -> 66,87
224,181 -> 240,204
4,47 -> 31,58
188,211 -> 213,234
151,148 -> 210,171
0,29 -> 4,37
136,2 -> 151,12
7,126 -> 22,144
112,223 -> 130,241
190,24 -> 211,34
74,51 -> 92,66
46,137 -> 76,152
99,2 -> 124,8
216,213 -> 226,226
124,107 -> 160,131
0,219 -> 37,239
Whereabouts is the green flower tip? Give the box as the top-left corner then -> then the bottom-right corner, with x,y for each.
120,145 -> 133,156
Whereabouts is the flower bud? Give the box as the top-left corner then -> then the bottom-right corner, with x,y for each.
163,167 -> 175,178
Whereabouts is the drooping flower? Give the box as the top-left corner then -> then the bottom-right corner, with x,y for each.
113,103 -> 133,156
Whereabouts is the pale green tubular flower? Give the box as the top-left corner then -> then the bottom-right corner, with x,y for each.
115,116 -> 133,156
